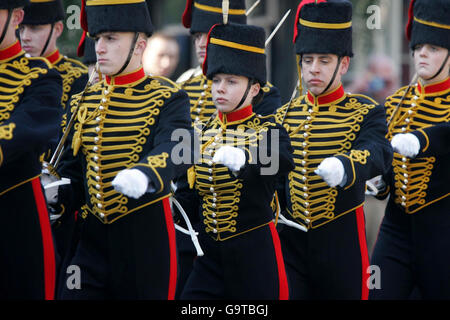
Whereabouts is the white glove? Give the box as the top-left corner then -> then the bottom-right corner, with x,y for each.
212,145 -> 246,172
391,133 -> 420,158
365,175 -> 386,196
315,157 -> 345,188
112,168 -> 149,199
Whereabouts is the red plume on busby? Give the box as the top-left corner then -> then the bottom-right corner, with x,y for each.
182,0 -> 194,28
80,0 -> 87,32
405,0 -> 415,41
77,1 -> 88,57
292,0 -> 326,43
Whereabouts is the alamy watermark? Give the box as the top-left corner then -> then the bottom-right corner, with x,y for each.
66,264 -> 81,290
367,265 -> 381,290
170,128 -> 281,176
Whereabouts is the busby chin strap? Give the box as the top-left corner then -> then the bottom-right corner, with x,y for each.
0,9 -> 13,47
320,56 -> 342,96
231,78 -> 253,113
40,23 -> 55,57
112,32 -> 140,77
424,50 -> 450,81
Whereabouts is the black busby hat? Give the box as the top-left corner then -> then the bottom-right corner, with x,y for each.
406,0 -> 450,51
82,0 -> 153,37
22,0 -> 65,25
203,22 -> 266,85
182,0 -> 247,34
293,0 -> 353,57
0,0 -> 29,9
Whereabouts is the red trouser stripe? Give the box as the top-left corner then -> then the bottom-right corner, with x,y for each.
162,197 -> 177,300
269,222 -> 289,300
356,206 -> 370,300
32,178 -> 56,300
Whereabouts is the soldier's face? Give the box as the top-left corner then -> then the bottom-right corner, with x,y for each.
414,44 -> 450,84
301,54 -> 349,96
211,73 -> 260,114
95,31 -> 140,76
193,32 -> 207,66
19,24 -> 54,57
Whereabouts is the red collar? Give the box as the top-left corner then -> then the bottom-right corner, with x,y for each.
218,105 -> 253,123
0,40 -> 23,62
105,68 -> 146,85
417,77 -> 450,95
45,49 -> 61,65
307,84 -> 345,105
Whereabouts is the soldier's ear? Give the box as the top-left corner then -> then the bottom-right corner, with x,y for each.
12,9 -> 25,27
134,33 -> 148,56
54,21 -> 64,38
339,56 -> 350,76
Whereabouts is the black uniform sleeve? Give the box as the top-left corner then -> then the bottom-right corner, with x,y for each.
335,105 -> 393,189
238,121 -> 295,181
0,68 -> 62,167
69,73 -> 89,97
411,122 -> 450,157
254,83 -> 282,116
133,89 -> 193,193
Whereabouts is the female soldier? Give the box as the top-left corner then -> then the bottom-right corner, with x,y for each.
180,22 -> 294,299
370,0 -> 450,299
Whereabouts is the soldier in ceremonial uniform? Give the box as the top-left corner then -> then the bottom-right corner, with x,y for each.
180,22 -> 294,300
274,0 -> 392,299
179,0 -> 281,122
370,0 -> 450,299
19,0 -> 89,274
20,0 -> 88,116
174,0 -> 283,298
54,0 -> 191,299
0,0 -> 62,299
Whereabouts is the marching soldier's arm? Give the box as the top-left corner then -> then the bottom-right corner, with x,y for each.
410,122 -> 450,157
238,122 -> 295,181
335,104 -> 394,190
131,89 -> 193,193
0,69 -> 62,167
